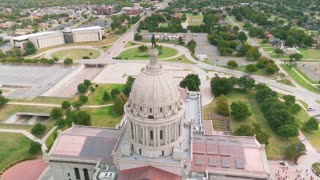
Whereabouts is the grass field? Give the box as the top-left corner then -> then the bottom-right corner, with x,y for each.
186,13 -> 204,26
163,55 -> 195,64
276,79 -> 295,87
83,106 -> 122,127
87,84 -> 125,105
0,133 -> 37,173
119,47 -> 178,60
295,67 -> 318,84
51,48 -> 100,60
202,90 -> 299,159
281,65 -> 320,94
298,48 -> 320,59
124,41 -> 138,48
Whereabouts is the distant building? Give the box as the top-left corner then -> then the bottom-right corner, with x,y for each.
122,3 -> 143,15
97,5 -> 114,15
10,26 -> 104,50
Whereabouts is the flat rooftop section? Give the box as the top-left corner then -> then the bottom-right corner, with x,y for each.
2,159 -> 48,180
12,31 -> 59,41
186,92 -> 202,133
48,126 -> 121,164
191,135 -> 270,179
72,26 -> 103,32
0,64 -> 75,98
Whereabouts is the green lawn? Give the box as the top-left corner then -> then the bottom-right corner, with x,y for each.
276,79 -> 295,87
124,41 -> 138,48
281,65 -> 320,94
119,47 -> 178,60
159,22 -> 169,27
186,13 -> 204,26
45,129 -> 57,152
163,55 -> 195,64
51,48 -> 100,60
83,106 -> 122,127
0,133 -> 37,173
87,84 -> 125,105
295,67 -> 318,84
298,48 -> 320,59
202,90 -> 299,159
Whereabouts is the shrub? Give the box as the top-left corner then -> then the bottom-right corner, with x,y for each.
64,58 -> 73,65
227,60 -> 238,69
50,108 -> 63,120
31,123 -> 46,136
29,141 -> 42,154
215,95 -> 229,116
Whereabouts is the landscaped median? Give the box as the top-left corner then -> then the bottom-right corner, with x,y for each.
280,65 -> 320,94
51,48 -> 100,60
118,46 -> 178,60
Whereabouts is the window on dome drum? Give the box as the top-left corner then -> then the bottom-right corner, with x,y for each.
150,130 -> 153,140
150,108 -> 152,113
131,122 -> 134,139
160,107 -> 162,112
148,115 -> 154,119
83,168 -> 89,180
74,168 -> 80,180
162,150 -> 164,156
160,130 -> 163,140
140,107 -> 142,111
170,105 -> 172,110
139,149 -> 142,155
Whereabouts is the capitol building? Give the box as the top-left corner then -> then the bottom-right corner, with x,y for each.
41,48 -> 271,180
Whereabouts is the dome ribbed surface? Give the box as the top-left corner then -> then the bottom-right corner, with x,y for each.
130,69 -> 180,106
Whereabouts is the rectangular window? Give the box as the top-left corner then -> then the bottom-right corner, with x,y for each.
162,150 -> 164,156
131,122 -> 134,139
150,108 -> 152,113
140,107 -> 142,111
160,130 -> 163,140
67,173 -> 70,177
83,168 -> 89,180
170,106 -> 172,110
74,168 -> 80,180
160,107 -> 162,112
150,130 -> 153,140
139,149 -> 142,155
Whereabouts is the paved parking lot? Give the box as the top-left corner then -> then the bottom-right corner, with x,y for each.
0,64 -> 75,99
298,62 -> 320,82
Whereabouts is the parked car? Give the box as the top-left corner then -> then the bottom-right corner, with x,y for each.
307,107 -> 316,111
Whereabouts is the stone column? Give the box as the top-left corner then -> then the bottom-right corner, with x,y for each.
146,126 -> 149,146
158,126 -> 161,146
136,124 -> 139,143
142,125 -> 145,145
153,126 -> 156,147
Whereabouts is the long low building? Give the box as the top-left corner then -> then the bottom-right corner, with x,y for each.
10,26 -> 104,49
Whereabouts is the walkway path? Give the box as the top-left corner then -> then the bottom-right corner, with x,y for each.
0,129 -> 41,144
8,102 -> 113,108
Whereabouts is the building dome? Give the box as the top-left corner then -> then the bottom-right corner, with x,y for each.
129,62 -> 180,107
124,48 -> 185,158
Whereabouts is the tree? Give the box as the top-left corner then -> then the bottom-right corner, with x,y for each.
265,63 -> 279,75
178,36 -> 184,45
230,101 -> 251,121
210,77 -> 233,97
0,95 -> 9,107
72,101 -> 83,109
134,33 -> 142,41
64,58 -> 73,65
61,101 -> 71,110
274,49 -> 284,55
73,111 -> 91,126
103,91 -> 111,102
83,79 -> 91,87
233,123 -> 269,145
215,95 -> 229,116
237,31 -> 247,41
179,74 -> 201,91
290,104 -> 301,114
285,143 -> 306,162
303,117 -> 319,132
245,64 -> 258,72
234,125 -> 253,136
277,124 -> 299,138
227,60 -> 238,69
29,141 -> 41,154
23,41 -> 36,56
111,88 -> 120,99
31,123 -> 46,136
77,83 -> 88,93
233,26 -> 239,34
50,108 -> 63,120
246,47 -> 261,61
79,95 -> 88,104
138,45 -> 148,52
113,93 -> 128,115
238,75 -> 255,91
122,76 -> 135,97
289,53 -> 303,66
283,95 -> 295,106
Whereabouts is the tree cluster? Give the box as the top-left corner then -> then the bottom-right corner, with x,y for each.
138,13 -> 185,33
179,74 -> 201,91
113,92 -> 128,115
255,84 -> 299,138
234,123 -> 269,145
31,123 -> 47,136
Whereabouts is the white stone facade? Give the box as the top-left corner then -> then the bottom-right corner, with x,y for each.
124,49 -> 186,158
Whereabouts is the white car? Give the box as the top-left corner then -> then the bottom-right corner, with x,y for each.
48,81 -> 55,85
307,107 -> 316,111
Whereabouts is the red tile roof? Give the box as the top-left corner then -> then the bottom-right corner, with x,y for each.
118,166 -> 181,180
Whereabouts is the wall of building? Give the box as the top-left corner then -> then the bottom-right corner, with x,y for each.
72,31 -> 101,43
48,161 -> 96,180
31,33 -> 65,49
